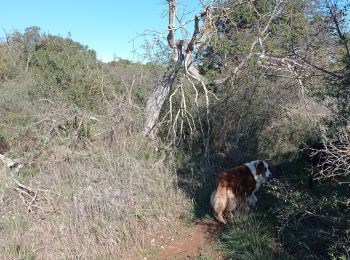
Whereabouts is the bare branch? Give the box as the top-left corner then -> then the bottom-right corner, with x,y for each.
187,6 -> 211,53
167,0 -> 176,51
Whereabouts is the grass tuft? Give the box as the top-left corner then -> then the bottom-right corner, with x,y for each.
221,213 -> 288,260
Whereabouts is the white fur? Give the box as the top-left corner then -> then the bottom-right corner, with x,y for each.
244,160 -> 271,187
244,160 -> 271,207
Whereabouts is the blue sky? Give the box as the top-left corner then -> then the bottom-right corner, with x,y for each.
0,0 -> 202,62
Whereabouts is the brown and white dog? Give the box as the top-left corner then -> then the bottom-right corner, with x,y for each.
210,160 -> 271,223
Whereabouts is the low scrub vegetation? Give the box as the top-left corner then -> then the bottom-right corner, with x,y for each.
0,29 -> 186,259
1,0 -> 349,258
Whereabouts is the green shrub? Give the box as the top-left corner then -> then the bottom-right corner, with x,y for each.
0,45 -> 19,81
32,35 -> 101,107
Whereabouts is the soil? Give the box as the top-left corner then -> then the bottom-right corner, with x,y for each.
154,219 -> 224,260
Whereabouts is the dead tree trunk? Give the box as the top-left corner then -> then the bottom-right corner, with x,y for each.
143,65 -> 179,137
143,0 -> 210,137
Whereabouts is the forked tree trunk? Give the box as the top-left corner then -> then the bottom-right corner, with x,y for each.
142,0 -> 184,137
142,0 -> 210,138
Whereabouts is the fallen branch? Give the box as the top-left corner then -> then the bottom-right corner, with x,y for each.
0,153 -> 38,211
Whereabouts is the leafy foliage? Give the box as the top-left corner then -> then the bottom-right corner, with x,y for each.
32,35 -> 101,106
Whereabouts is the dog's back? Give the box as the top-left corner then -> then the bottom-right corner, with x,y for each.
211,165 -> 256,223
217,165 -> 256,197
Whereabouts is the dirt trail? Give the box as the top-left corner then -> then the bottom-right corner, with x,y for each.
155,219 -> 224,260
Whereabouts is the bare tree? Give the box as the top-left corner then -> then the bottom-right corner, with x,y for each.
142,0 -> 212,138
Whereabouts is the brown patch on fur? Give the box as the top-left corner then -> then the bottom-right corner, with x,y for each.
211,165 -> 256,223
218,165 -> 256,197
256,161 -> 266,176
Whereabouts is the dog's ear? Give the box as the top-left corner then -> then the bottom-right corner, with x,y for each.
256,161 -> 265,175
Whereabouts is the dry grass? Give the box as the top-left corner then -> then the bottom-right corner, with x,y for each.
0,83 -> 188,259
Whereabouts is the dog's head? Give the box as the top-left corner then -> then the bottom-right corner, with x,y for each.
245,160 -> 271,184
256,160 -> 271,179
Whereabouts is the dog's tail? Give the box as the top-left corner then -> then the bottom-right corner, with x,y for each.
211,174 -> 229,223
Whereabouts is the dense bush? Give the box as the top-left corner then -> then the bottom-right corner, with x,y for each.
0,45 -> 18,81
32,35 -> 102,106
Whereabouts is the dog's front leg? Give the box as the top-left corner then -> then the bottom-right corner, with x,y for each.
237,196 -> 250,213
247,192 -> 258,207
